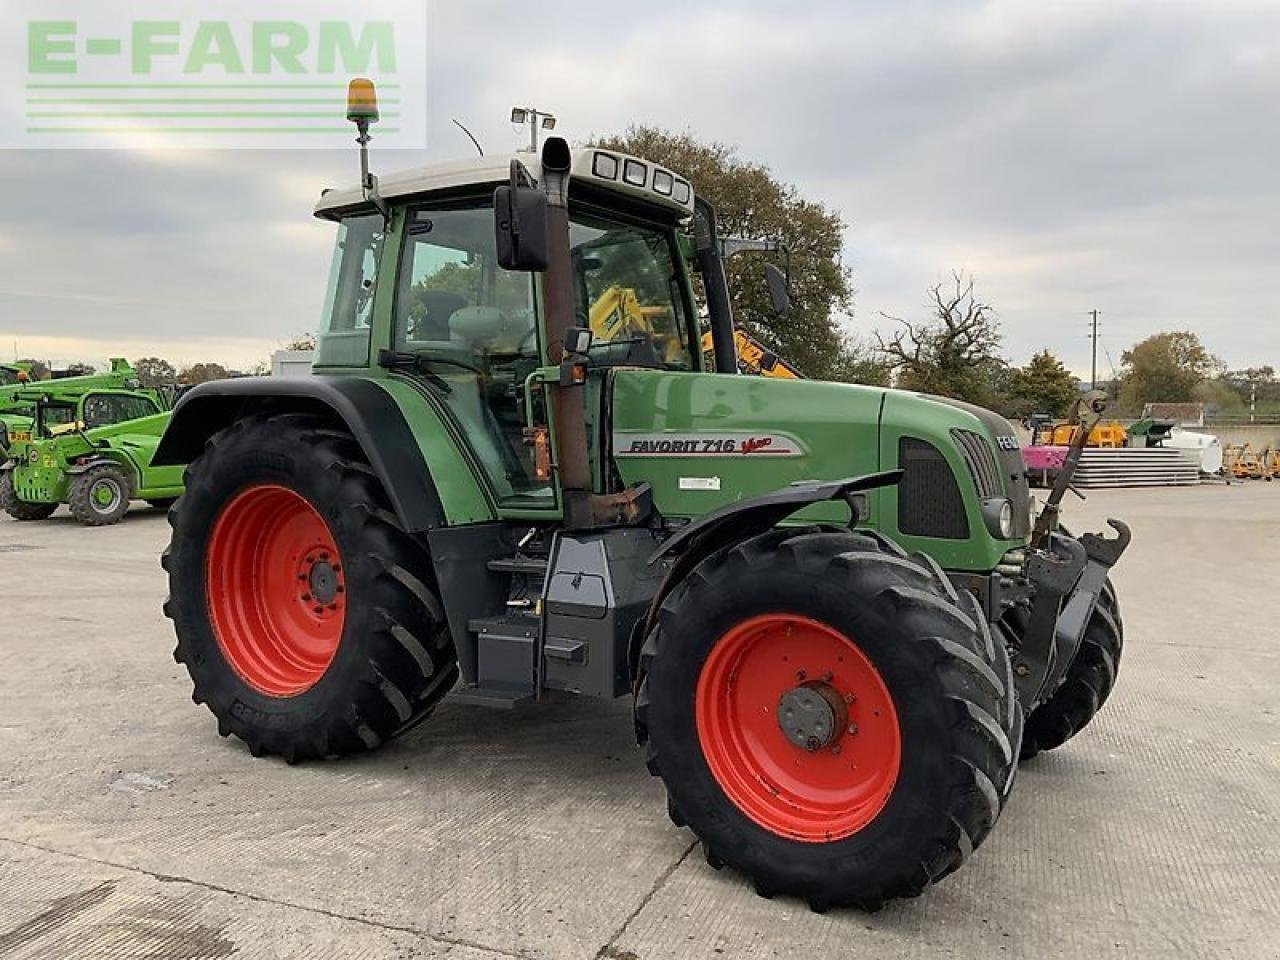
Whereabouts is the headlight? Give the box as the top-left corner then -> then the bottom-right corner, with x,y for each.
980,497 -> 1015,539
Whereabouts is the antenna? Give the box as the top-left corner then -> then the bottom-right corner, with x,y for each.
452,118 -> 484,157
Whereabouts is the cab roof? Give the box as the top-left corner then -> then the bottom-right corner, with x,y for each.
313,146 -> 695,221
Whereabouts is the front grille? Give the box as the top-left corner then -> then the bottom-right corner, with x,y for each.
898,437 -> 969,539
952,428 -> 1004,499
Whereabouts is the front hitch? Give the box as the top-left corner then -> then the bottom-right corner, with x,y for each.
1014,518 -> 1131,707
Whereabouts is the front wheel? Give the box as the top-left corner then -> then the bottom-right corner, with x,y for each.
68,464 -> 132,526
638,529 -> 1022,911
0,472 -> 57,521
1014,578 -> 1124,760
163,414 -> 458,761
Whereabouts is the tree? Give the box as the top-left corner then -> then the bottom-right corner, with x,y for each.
876,272 -> 1004,406
1004,350 -> 1081,419
590,127 -> 881,383
134,357 -> 178,389
179,362 -> 230,385
64,362 -> 96,376
1117,331 -> 1222,413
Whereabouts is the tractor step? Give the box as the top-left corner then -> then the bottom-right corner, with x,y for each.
468,615 -> 539,700
487,555 -> 549,577
449,686 -> 534,710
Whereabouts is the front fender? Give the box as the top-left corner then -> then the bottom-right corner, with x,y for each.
153,376 -> 451,533
635,472 -> 903,673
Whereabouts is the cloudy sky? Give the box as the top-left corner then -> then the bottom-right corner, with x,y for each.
1,0 -> 1276,377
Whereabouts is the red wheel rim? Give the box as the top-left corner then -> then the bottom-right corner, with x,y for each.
205,485 -> 345,697
695,614 -> 901,842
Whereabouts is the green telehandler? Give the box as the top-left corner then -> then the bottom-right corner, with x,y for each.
153,81 -> 1128,911
0,358 -> 143,455
1,387 -> 183,525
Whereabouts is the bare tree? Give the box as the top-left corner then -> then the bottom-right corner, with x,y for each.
876,271 -> 1004,404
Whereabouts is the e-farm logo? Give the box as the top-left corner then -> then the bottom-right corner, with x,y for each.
3,1 -> 426,149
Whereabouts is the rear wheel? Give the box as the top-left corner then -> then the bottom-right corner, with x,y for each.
68,464 -> 132,526
163,413 -> 458,761
638,530 -> 1021,910
0,472 -> 57,522
1014,579 -> 1123,760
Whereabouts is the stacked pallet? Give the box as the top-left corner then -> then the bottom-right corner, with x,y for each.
1073,448 -> 1201,488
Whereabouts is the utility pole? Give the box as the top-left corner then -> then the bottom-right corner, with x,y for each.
1088,309 -> 1100,391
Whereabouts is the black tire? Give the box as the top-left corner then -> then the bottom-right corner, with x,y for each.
1017,579 -> 1123,760
0,472 -> 57,521
68,463 -> 133,526
162,413 -> 458,761
637,529 -> 1022,911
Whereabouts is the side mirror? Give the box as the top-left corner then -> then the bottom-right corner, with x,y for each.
764,263 -> 792,318
494,185 -> 550,272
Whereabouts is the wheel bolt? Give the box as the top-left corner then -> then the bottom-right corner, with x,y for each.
847,723 -> 858,735
302,593 -> 312,602
821,671 -> 833,683
843,692 -> 855,704
805,736 -> 821,752
831,744 -> 842,756
795,669 -> 807,681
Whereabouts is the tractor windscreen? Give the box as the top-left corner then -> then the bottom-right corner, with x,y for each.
35,399 -> 77,437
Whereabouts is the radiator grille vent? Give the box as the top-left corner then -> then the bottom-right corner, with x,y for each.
897,437 -> 969,539
951,428 -> 1004,499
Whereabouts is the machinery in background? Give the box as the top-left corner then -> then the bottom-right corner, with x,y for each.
1,386 -> 183,525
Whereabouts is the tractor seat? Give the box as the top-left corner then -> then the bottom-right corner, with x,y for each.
414,291 -> 468,340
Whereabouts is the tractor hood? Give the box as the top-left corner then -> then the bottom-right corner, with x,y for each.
609,370 -> 1029,570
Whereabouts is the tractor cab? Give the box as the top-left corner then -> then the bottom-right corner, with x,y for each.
311,142 -> 707,515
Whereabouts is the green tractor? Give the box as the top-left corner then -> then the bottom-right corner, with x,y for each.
1,387 -> 183,525
0,358 -> 142,455
154,83 -> 1128,911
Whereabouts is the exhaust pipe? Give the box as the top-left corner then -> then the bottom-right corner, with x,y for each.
538,138 -> 593,525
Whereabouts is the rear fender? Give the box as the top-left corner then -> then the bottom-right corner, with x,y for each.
153,376 -> 451,533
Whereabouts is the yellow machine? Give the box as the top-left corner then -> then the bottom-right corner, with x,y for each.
587,285 -> 687,366
1045,421 -> 1127,448
1223,443 -> 1276,480
589,283 -> 801,379
698,328 -> 802,379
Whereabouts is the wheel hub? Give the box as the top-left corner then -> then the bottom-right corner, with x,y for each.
777,682 -> 849,751
306,558 -> 340,605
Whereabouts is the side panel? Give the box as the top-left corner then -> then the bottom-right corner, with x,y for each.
609,370 -> 884,523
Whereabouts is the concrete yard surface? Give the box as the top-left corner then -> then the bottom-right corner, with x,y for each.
1,485 -> 1277,959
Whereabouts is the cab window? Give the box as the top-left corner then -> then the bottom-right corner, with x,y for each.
392,204 -> 547,506
569,212 -> 694,370
82,394 -> 159,429
316,213 -> 383,367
